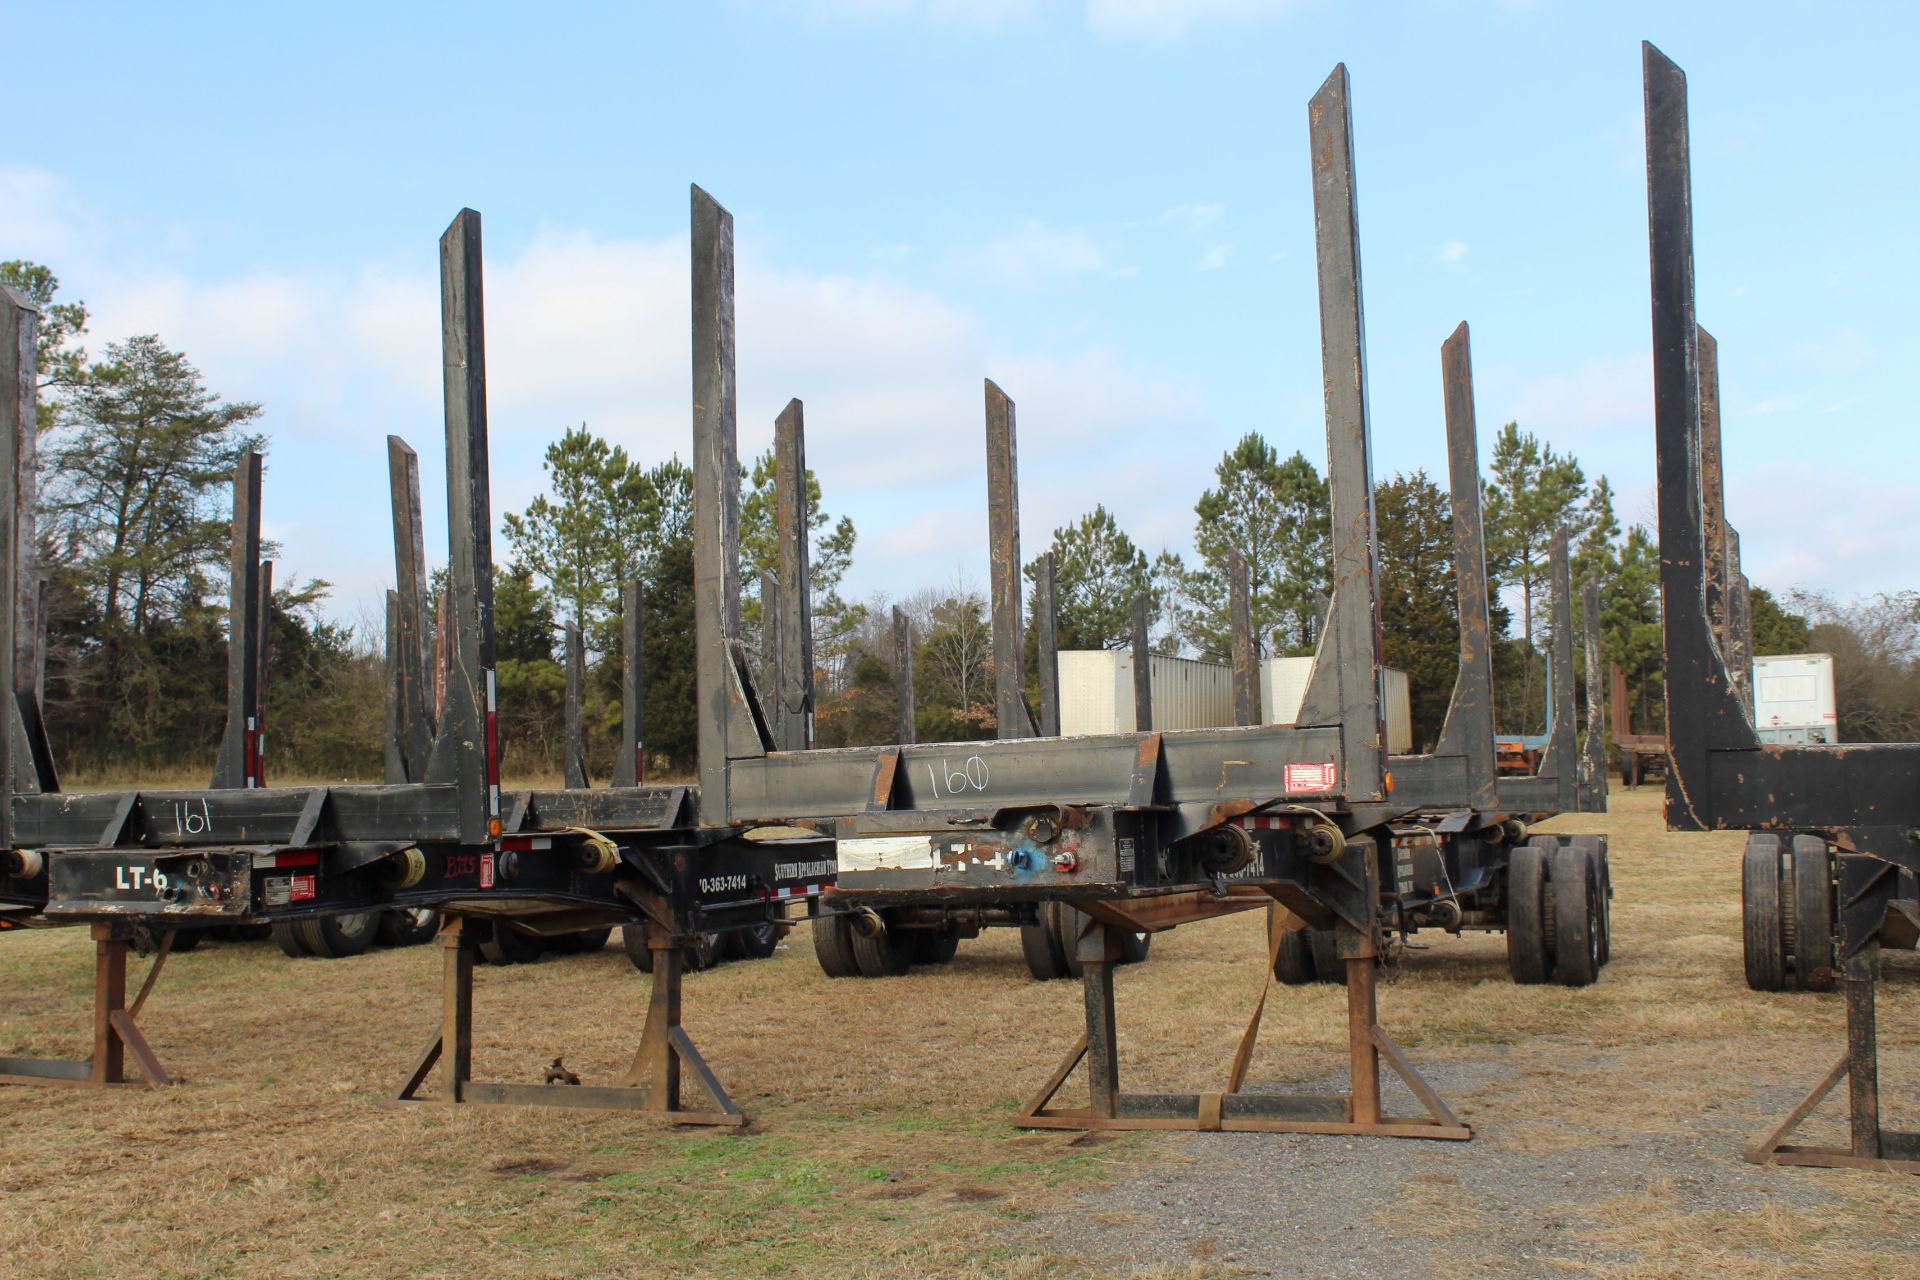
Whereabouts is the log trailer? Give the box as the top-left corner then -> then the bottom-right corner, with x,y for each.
1644,42 -> 1920,1172
1,61 -> 1611,1138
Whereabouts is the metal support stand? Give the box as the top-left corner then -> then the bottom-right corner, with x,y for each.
0,923 -> 173,1089
394,915 -> 744,1124
1016,920 -> 1469,1139
1747,944 -> 1920,1173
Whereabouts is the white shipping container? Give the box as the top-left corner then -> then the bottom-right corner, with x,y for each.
1057,651 -> 1235,736
1753,653 -> 1838,745
1260,656 -> 1413,754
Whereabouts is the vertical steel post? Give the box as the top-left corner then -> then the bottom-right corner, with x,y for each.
1228,548 -> 1258,726
1034,552 -> 1061,737
613,581 -> 645,786
1534,534 -> 1577,800
426,210 -> 500,842
1131,595 -> 1153,733
439,920 -> 474,1102
1729,532 -> 1754,714
774,399 -> 814,751
1643,42 -> 1748,829
1580,579 -> 1607,805
91,924 -> 127,1086
1433,324 -> 1498,807
1295,65 -> 1385,801
893,605 -> 916,746
1845,945 -> 1881,1158
212,452 -> 262,789
693,186 -> 746,820
0,286 -> 32,835
985,380 -> 1031,739
256,559 -> 272,787
760,571 -> 784,748
384,591 -> 408,784
1346,955 -> 1382,1125
1698,326 -> 1730,664
564,621 -> 588,788
388,436 -> 434,780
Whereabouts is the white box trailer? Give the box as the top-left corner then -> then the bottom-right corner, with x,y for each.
1057,651 -> 1235,735
1057,649 -> 1412,753
1262,656 -> 1413,754
1753,653 -> 1838,745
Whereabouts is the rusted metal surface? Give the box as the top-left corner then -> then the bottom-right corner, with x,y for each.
985,380 -> 1032,740
0,923 -> 171,1089
774,399 -> 814,751
422,210 -> 500,844
212,454 -> 264,790
892,605 -> 915,746
564,622 -> 588,789
613,581 -> 644,786
1130,595 -> 1153,732
0,285 -> 27,846
1294,64 -> 1385,804
1430,324 -> 1498,809
387,436 -> 434,782
1228,549 -> 1258,727
759,570 -> 784,748
1035,552 -> 1061,737
1579,581 -> 1608,808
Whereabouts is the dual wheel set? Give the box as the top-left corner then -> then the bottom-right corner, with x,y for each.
159,908 -> 438,959
1505,835 -> 1612,986
620,920 -> 785,973
1741,833 -> 1836,992
808,904 -> 1152,980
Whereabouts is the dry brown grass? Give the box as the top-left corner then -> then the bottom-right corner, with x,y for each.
1,790 -> 1917,1278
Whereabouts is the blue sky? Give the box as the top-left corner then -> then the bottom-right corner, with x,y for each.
4,1 -> 1915,631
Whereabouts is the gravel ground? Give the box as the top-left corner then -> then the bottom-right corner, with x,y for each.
1034,1043 -> 1907,1278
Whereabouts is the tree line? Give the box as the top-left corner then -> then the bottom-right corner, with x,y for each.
21,255 -> 1890,787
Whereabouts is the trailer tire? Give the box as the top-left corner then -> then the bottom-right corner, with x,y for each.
548,926 -> 613,955
271,921 -> 309,958
1790,835 -> 1836,991
811,914 -> 862,978
850,918 -> 911,978
1307,925 -> 1342,984
1053,904 -> 1089,978
478,921 -> 547,965
1274,924 -> 1316,984
1020,913 -> 1072,981
378,907 -> 439,948
1118,929 -> 1152,965
210,923 -> 272,942
730,921 -> 784,961
1551,845 -> 1600,986
165,928 -> 204,953
621,923 -> 656,973
1569,836 -> 1611,966
909,926 -> 960,965
1742,834 -> 1789,992
294,911 -> 380,959
684,931 -> 723,971
1506,843 -> 1553,984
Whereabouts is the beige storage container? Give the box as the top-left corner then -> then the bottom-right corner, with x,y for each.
1057,651 -> 1235,735
1259,656 -> 1413,753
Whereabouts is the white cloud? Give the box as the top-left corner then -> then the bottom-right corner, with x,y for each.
1435,239 -> 1468,267
1196,243 -> 1234,271
0,167 -> 103,266
1731,464 -> 1920,598
1154,202 -> 1225,233
1084,0 -> 1303,41
753,0 -> 1041,29
975,218 -> 1106,283
1482,352 -> 1650,439
1747,397 -> 1800,417
24,186 -> 1210,622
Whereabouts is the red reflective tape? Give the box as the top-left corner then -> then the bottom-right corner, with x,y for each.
274,851 -> 320,868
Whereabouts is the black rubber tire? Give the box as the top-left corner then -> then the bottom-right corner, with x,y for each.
1053,904 -> 1087,978
909,927 -> 960,965
621,922 -> 655,973
1551,845 -> 1600,986
294,911 -> 380,959
271,921 -> 309,958
730,921 -> 783,961
548,927 -> 613,955
377,907 -> 439,948
1742,834 -> 1788,992
811,914 -> 861,978
209,923 -> 272,942
1569,835 -> 1611,967
1118,929 -> 1152,965
1622,751 -> 1639,789
684,932 -> 723,971
1307,925 -> 1343,984
1506,842 -> 1553,984
1790,835 -> 1835,991
165,928 -> 204,953
850,918 -> 911,977
477,921 -> 547,965
1274,924 -> 1316,984
1020,914 -> 1071,981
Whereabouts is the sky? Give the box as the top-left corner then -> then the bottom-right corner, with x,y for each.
3,1 -> 1915,632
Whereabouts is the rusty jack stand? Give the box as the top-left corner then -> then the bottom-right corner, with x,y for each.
0,923 -> 174,1089
1017,918 -> 1470,1139
394,914 -> 744,1124
1746,944 -> 1920,1174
